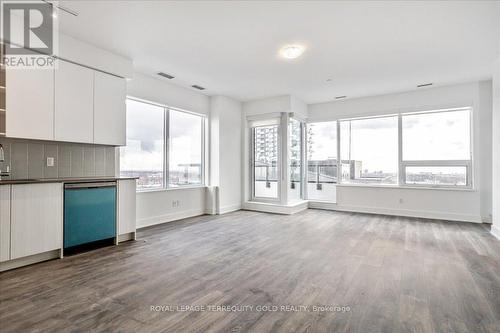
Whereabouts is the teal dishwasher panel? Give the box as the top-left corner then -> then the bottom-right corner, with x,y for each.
64,186 -> 116,248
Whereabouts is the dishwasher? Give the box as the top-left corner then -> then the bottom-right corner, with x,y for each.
64,182 -> 117,254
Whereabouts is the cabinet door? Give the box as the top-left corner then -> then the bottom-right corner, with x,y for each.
118,179 -> 136,235
6,67 -> 54,140
94,72 -> 126,146
55,60 -> 94,143
0,185 -> 10,262
11,183 -> 63,259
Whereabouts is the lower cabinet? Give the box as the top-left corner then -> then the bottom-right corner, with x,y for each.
0,185 -> 11,262
117,179 -> 137,240
10,183 -> 63,259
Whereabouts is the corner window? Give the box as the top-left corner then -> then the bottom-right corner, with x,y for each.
306,121 -> 338,200
120,98 -> 205,191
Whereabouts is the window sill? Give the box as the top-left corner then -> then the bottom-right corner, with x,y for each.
137,185 -> 207,193
335,183 -> 476,192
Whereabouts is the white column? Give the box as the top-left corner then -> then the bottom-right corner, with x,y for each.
492,58 -> 500,239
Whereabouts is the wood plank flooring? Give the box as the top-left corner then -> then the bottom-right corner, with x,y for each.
1,209 -> 500,333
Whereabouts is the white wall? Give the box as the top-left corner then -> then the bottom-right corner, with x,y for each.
127,73 -> 210,115
492,58 -> 500,238
126,72 -> 211,227
210,96 -> 243,214
309,81 -> 493,223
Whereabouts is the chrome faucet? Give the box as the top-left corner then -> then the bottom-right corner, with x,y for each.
0,144 -> 10,179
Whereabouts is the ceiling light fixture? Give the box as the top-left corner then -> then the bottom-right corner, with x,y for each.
280,45 -> 305,59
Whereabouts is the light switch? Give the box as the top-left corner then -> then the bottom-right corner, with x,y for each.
47,157 -> 55,167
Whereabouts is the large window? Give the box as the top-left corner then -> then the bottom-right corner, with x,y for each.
340,116 -> 398,184
253,124 -> 279,199
306,121 -> 338,200
120,98 -> 205,191
169,110 -> 204,187
401,108 -> 471,187
120,99 -> 164,190
304,107 -> 472,194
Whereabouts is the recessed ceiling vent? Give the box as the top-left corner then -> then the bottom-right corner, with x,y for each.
192,85 -> 206,91
157,72 -> 175,79
335,96 -> 347,99
417,83 -> 433,88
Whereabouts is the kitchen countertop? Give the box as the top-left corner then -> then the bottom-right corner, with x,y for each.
0,176 -> 138,185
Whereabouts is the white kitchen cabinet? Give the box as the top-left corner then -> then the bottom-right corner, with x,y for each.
117,179 -> 136,238
94,72 -> 126,146
0,185 -> 11,262
11,183 -> 63,259
55,60 -> 94,143
6,67 -> 54,140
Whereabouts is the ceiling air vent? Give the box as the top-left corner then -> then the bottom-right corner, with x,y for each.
157,72 -> 175,79
192,85 -> 206,91
335,96 -> 347,99
417,83 -> 433,88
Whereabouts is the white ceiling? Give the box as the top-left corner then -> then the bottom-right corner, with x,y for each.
58,1 -> 500,104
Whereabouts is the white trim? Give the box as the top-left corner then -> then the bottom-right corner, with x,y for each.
219,203 -> 242,215
491,225 -> 500,241
242,200 -> 308,215
309,203 -> 482,223
0,250 -> 60,272
137,208 -> 205,228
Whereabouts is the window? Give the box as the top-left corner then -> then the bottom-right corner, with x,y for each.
340,116 -> 398,184
401,108 -> 471,187
306,121 -> 337,200
289,118 -> 303,201
120,99 -> 164,190
120,98 -> 205,191
169,110 -> 203,187
253,124 -> 279,199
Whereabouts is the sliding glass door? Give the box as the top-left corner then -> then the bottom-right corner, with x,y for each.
252,124 -> 280,201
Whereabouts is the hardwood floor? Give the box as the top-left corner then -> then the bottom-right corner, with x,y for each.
1,209 -> 500,333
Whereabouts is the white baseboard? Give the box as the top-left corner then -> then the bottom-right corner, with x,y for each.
491,225 -> 500,240
243,201 -> 308,215
0,249 -> 60,272
308,201 -> 482,223
137,208 -> 205,228
219,203 -> 242,215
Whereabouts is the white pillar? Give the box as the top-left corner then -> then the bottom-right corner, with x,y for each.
492,58 -> 500,239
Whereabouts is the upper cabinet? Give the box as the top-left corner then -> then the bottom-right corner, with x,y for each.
94,72 -> 126,146
6,67 -> 54,140
55,60 -> 94,144
3,58 -> 127,146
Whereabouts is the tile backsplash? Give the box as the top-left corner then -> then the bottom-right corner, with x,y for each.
0,138 -> 116,179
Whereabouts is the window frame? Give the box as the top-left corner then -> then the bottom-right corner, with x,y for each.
305,106 -> 473,191
250,123 -> 282,203
122,97 -> 206,192
399,107 -> 473,188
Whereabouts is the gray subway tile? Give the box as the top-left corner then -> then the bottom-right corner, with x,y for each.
70,145 -> 84,177
95,146 -> 105,176
83,146 -> 95,177
11,142 -> 28,179
58,144 -> 71,178
105,147 -> 116,177
27,143 -> 44,179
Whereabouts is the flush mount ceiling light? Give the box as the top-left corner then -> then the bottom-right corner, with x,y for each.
280,45 -> 305,59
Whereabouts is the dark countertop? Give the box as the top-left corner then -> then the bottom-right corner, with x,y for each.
0,176 -> 138,185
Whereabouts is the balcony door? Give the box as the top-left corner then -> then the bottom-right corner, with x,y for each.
251,123 -> 280,202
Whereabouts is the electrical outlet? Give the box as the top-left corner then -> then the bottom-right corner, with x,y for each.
46,157 -> 55,167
